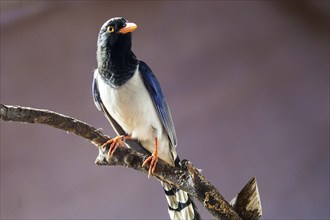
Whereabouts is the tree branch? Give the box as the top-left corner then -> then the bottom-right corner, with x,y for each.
0,103 -> 262,220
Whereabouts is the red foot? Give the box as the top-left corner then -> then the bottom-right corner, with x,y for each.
142,138 -> 159,178
101,135 -> 131,158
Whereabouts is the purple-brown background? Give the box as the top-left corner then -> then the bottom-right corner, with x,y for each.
1,1 -> 329,219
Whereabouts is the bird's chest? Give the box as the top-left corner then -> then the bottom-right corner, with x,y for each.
98,69 -> 161,140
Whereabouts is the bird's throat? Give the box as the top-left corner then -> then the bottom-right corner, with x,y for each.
97,47 -> 138,87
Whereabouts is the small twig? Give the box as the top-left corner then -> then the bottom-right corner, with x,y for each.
1,103 -> 261,220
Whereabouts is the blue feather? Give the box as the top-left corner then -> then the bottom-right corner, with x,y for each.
139,61 -> 177,148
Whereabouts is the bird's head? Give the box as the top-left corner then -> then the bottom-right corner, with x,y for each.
97,17 -> 137,52
96,17 -> 138,81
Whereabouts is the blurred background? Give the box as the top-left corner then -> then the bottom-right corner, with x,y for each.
1,1 -> 329,219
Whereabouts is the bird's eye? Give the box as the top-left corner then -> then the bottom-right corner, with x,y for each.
107,26 -> 115,33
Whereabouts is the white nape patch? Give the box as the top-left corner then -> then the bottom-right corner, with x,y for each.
95,66 -> 175,165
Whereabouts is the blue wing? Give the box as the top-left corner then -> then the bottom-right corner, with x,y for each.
139,61 -> 177,148
92,70 -> 102,111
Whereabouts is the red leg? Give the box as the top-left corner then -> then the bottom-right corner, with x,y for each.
101,135 -> 131,158
142,138 -> 159,178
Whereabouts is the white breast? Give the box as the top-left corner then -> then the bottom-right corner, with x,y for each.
95,66 -> 175,165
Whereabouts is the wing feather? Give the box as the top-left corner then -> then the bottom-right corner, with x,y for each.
139,61 -> 177,148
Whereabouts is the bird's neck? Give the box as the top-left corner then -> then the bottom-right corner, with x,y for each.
97,45 -> 138,87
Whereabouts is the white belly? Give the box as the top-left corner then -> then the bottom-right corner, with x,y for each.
96,67 -> 175,165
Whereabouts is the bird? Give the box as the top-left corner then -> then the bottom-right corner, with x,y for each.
92,17 -> 201,220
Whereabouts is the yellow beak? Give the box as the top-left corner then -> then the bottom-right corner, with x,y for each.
119,22 -> 137,34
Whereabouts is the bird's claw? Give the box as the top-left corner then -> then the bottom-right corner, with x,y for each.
101,135 -> 130,158
142,152 -> 158,178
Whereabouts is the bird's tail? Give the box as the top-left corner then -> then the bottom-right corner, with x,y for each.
161,182 -> 201,220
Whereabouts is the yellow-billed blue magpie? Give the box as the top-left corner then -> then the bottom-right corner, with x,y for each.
92,17 -> 201,220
